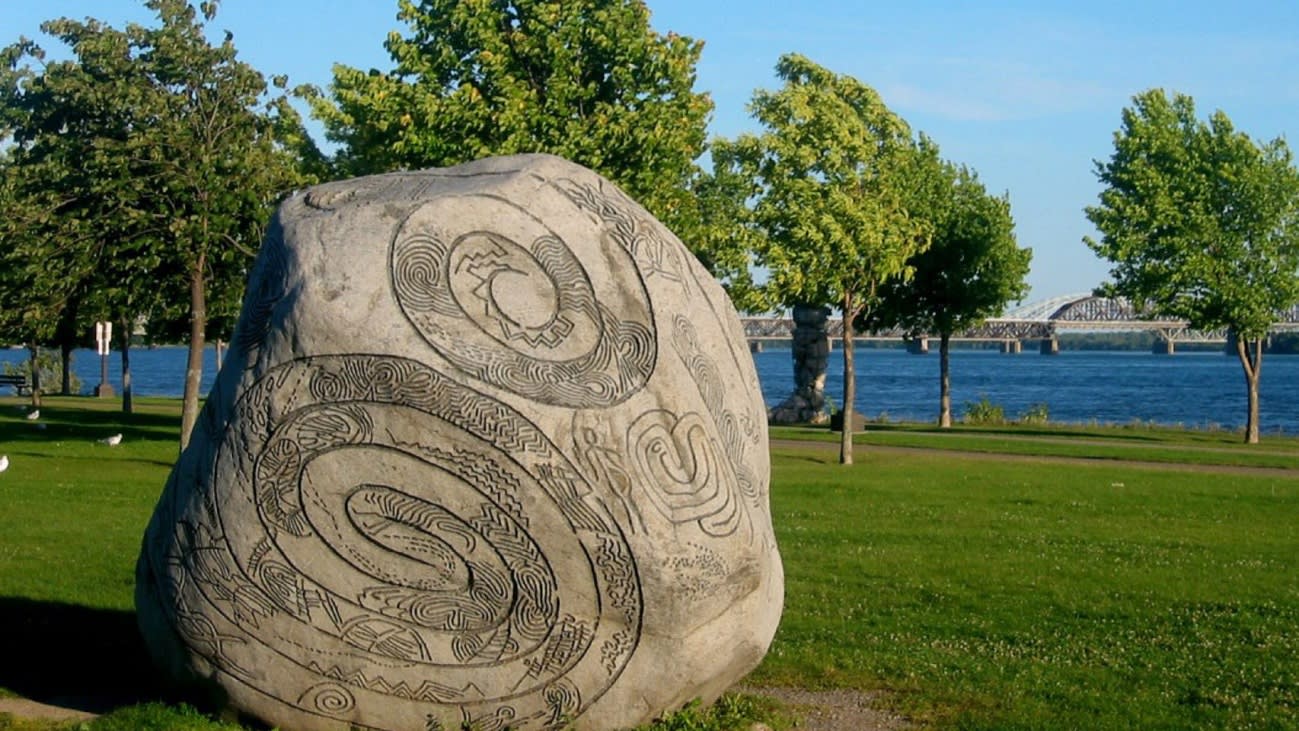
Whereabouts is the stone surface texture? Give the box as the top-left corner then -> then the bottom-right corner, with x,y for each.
135,154 -> 784,731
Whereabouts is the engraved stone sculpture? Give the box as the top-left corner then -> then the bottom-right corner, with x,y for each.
136,154 -> 784,731
767,305 -> 832,425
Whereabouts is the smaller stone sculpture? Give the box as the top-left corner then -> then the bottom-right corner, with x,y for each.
768,304 -> 832,424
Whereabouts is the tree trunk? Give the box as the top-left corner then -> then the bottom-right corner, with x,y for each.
60,341 -> 73,395
180,257 -> 207,450
119,317 -> 133,415
839,292 -> 856,465
28,345 -> 41,408
1235,336 -> 1262,444
939,332 -> 952,428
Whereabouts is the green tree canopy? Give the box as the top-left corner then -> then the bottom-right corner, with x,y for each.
311,0 -> 712,238
0,25 -> 144,401
725,53 -> 931,463
684,138 -> 768,311
870,138 -> 1031,427
1,0 -> 316,436
1085,89 -> 1299,443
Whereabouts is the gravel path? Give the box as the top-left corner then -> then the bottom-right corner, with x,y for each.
741,686 -> 911,731
0,697 -> 96,723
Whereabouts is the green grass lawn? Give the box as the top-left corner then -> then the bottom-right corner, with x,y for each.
757,442 -> 1298,729
2,396 -> 1297,729
772,423 -> 1299,469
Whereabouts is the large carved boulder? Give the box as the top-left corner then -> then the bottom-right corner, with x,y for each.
136,154 -> 783,731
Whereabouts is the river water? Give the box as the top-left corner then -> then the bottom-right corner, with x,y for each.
755,347 -> 1299,434
5,345 -> 1298,434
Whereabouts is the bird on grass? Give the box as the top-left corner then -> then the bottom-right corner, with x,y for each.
25,409 -> 39,420
0,455 -> 8,473
99,433 -> 123,446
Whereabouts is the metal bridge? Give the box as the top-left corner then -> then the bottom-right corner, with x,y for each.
741,294 -> 1299,353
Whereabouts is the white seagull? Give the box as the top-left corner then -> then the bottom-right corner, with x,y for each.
25,409 -> 39,420
99,433 -> 123,446
0,455 -> 8,473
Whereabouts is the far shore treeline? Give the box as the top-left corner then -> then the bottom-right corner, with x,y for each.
13,328 -> 1299,354
3,0 -> 1298,448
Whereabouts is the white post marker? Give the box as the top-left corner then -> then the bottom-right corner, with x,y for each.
94,320 -> 115,398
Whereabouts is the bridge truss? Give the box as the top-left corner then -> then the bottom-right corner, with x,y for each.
742,295 -> 1299,344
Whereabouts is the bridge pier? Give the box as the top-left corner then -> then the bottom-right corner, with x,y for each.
1040,336 -> 1059,355
749,341 -> 763,353
1152,337 -> 1175,355
1000,339 -> 1021,354
906,336 -> 929,355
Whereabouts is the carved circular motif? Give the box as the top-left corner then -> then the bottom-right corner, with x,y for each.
391,195 -> 656,407
183,355 -> 641,728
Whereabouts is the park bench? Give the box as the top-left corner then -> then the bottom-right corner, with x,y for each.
0,373 -> 30,396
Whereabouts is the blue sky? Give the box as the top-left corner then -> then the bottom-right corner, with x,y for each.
6,1 -> 1299,302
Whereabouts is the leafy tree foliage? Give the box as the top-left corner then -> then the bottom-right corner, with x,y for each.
869,139 -> 1031,427
725,54 -> 930,464
310,0 -> 712,240
0,44 -> 106,403
684,138 -> 768,311
1086,89 -> 1299,443
0,0 -> 316,439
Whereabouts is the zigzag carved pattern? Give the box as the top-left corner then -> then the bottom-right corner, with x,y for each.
307,662 -> 486,704
391,438 -> 528,527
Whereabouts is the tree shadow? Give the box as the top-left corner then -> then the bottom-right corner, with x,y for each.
0,403 -> 179,445
0,597 -> 169,713
863,422 -> 1174,443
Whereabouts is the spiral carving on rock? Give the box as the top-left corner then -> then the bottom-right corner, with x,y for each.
391,195 -> 656,408
142,355 -> 641,729
626,409 -> 743,538
137,156 -> 783,731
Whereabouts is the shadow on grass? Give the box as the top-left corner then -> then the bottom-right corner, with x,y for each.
0,597 -> 168,713
3,449 -> 176,469
859,422 -> 1173,443
0,404 -> 179,445
772,449 -> 837,465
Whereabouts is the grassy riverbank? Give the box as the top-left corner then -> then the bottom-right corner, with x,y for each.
773,422 -> 1299,469
1,397 -> 1296,729
759,435 -> 1298,729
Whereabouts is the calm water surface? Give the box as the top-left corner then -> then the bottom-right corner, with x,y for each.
755,347 -> 1299,433
1,346 -> 221,399
5,345 -> 1299,434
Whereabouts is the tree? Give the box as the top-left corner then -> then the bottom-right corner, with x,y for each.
869,139 -> 1031,427
1,1 -> 316,439
726,54 -> 930,464
1086,89 -> 1299,443
1,26 -> 161,408
0,115 -> 93,406
310,0 -> 711,238
682,137 -> 768,311
131,0 -> 315,447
